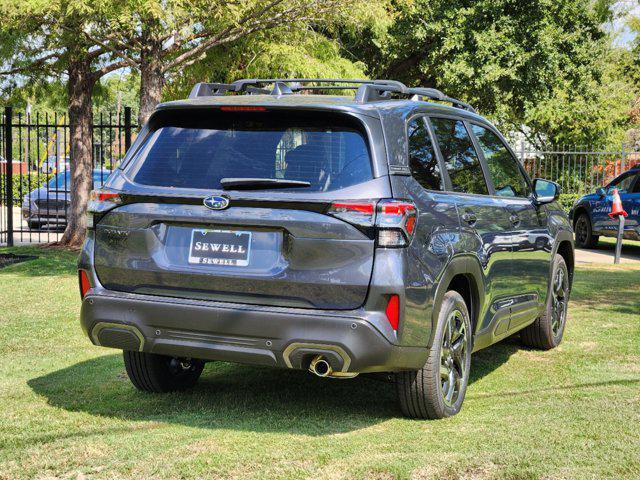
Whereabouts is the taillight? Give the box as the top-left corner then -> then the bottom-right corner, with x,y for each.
327,201 -> 376,227
327,199 -> 417,247
90,190 -> 121,203
87,189 -> 122,229
376,200 -> 417,247
385,294 -> 400,331
79,270 -> 91,299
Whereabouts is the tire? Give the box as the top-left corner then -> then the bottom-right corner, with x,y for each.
520,254 -> 570,350
123,351 -> 205,393
28,221 -> 40,230
574,213 -> 599,248
396,291 -> 472,419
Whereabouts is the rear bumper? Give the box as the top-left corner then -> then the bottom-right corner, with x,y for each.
80,289 -> 428,374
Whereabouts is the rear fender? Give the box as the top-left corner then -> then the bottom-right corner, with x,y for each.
428,255 -> 484,349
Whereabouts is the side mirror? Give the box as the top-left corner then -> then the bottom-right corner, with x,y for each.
533,178 -> 560,205
596,187 -> 606,197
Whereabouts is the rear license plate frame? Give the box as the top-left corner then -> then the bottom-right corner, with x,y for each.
188,228 -> 252,266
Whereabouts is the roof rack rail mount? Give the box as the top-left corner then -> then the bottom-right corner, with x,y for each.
188,79 -> 475,113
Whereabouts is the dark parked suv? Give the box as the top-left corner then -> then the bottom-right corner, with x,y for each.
78,79 -> 574,419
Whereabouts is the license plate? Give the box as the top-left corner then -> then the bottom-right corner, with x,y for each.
188,229 -> 251,266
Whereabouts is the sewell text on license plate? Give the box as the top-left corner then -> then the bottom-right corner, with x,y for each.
188,229 -> 251,266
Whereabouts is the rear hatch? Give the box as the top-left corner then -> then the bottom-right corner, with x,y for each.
93,107 -> 389,309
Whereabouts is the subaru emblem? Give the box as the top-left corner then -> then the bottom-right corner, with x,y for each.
203,195 -> 230,210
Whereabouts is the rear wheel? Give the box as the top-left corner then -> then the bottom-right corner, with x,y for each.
395,291 -> 472,419
574,213 -> 598,248
123,351 -> 205,393
521,254 -> 570,350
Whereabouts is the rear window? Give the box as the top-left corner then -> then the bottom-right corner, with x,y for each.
127,110 -> 373,192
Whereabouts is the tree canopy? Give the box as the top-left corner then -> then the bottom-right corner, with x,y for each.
340,0 -> 638,147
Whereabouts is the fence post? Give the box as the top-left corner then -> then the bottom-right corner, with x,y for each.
621,142 -> 626,175
124,107 -> 132,152
4,106 -> 13,247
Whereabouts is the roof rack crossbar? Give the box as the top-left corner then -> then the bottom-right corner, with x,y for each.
188,78 -> 475,112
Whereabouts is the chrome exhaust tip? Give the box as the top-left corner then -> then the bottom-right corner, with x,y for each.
309,355 -> 332,377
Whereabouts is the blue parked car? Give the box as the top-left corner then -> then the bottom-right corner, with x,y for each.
570,167 -> 640,248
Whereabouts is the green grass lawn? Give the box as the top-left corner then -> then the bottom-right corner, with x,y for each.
0,246 -> 638,480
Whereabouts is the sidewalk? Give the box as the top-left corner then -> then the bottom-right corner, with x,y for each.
574,240 -> 640,265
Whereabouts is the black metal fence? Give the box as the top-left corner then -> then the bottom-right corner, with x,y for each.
1,106 -> 135,246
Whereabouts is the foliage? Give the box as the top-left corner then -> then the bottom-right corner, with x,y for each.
340,0 -> 636,147
558,192 -> 581,213
163,28 -> 370,100
81,0 -> 385,123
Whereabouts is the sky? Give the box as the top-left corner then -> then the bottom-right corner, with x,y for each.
611,0 -> 640,47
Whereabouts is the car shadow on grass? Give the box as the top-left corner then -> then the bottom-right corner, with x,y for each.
28,341 -> 518,433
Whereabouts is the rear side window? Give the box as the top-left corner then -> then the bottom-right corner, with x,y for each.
430,118 -> 488,195
470,124 -> 530,197
127,111 -> 373,192
407,116 -> 442,191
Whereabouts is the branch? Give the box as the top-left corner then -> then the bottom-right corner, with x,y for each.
164,0 -> 336,71
82,30 -> 139,68
91,59 -> 133,80
0,52 -> 62,76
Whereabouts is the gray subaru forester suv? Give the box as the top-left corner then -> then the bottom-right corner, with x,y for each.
78,79 -> 574,419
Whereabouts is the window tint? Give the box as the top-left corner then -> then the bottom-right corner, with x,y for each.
471,124 -> 530,197
407,117 -> 442,191
430,118 -> 488,195
608,172 -> 636,194
128,112 -> 373,192
632,174 -> 640,193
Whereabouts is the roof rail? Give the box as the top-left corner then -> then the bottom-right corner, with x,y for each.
188,78 -> 475,113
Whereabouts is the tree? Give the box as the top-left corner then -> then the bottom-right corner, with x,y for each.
0,0 -> 131,247
163,27 -> 371,101
341,0 -> 630,146
86,0 -> 380,125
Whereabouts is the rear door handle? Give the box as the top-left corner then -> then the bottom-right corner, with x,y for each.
461,212 -> 477,225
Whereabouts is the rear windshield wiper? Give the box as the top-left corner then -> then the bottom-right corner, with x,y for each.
220,178 -> 311,190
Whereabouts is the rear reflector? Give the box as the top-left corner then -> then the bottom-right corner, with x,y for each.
79,270 -> 91,299
385,295 -> 400,331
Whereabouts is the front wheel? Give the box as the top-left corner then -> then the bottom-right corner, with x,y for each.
574,213 -> 598,248
395,291 -> 472,419
123,351 -> 205,393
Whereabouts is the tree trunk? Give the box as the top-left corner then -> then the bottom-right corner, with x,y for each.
138,48 -> 164,126
59,58 -> 96,248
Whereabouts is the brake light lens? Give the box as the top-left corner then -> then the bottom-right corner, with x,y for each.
90,190 -> 121,203
327,199 -> 417,247
376,200 -> 417,247
220,106 -> 267,112
385,294 -> 400,331
327,201 -> 376,227
87,189 -> 122,229
79,270 -> 91,299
